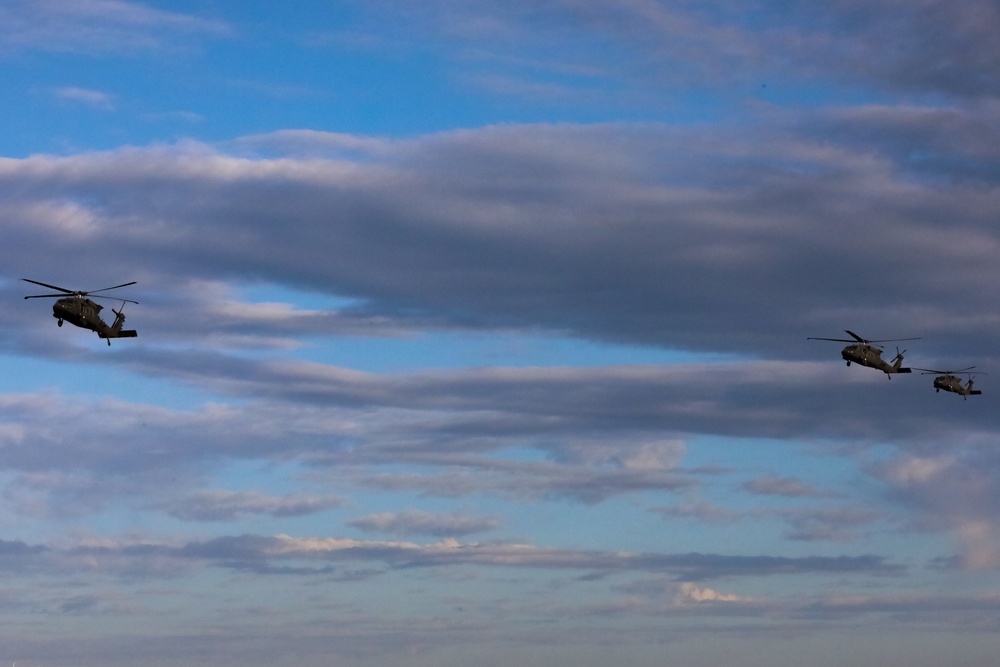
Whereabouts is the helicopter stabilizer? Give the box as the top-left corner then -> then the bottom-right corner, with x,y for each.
100,330 -> 137,339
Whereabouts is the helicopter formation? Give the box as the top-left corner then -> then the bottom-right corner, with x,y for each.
809,330 -> 985,399
18,281 -> 988,399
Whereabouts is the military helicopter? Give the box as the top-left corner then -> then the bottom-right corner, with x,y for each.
913,366 -> 984,399
808,330 -> 920,377
22,278 -> 138,345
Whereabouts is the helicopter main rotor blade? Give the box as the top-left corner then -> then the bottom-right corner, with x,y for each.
89,295 -> 139,305
22,278 -> 138,302
23,293 -> 71,300
845,330 -> 921,343
914,366 -> 977,375
808,330 -> 920,344
87,281 -> 137,294
21,278 -> 75,294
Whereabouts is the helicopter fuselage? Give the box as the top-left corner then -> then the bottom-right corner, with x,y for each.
841,344 -> 911,374
53,296 -> 103,330
51,296 -> 137,342
932,374 -> 981,397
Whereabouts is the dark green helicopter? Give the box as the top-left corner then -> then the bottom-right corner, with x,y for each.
23,278 -> 138,345
913,367 -> 985,399
808,330 -> 920,378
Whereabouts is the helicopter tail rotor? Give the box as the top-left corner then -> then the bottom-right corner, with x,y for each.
98,301 -> 139,344
889,347 -> 912,375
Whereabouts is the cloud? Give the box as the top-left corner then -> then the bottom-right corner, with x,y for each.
743,476 -> 833,498
163,490 -> 345,522
346,0 -> 1000,101
3,2 -> 1000,663
2,116 -> 999,366
798,0 -> 1000,98
778,506 -> 883,543
0,529 -> 905,589
875,451 -> 1000,568
675,582 -> 751,604
0,350 -> 993,516
91,532 -> 902,582
803,591 -> 1000,630
1,118 -> 999,643
347,508 -> 502,537
0,0 -> 231,55
52,86 -> 116,110
0,382 -> 700,511
652,500 -> 742,524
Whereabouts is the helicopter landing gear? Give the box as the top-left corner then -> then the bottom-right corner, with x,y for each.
57,319 -> 63,327
846,361 -> 851,366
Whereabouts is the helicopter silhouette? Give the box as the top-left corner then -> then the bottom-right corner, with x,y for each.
22,278 -> 138,345
913,367 -> 985,399
808,330 -> 920,378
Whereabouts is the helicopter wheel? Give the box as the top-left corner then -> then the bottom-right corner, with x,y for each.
57,319 -> 63,327
846,361 -> 851,366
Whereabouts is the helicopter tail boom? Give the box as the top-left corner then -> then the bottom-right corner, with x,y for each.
102,307 -> 138,340
890,347 -> 911,374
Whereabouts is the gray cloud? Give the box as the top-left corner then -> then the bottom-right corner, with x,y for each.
346,0 -> 1000,101
0,0 -> 230,55
798,0 -> 1000,98
347,508 -> 502,537
651,500 -> 742,525
743,476 -> 833,498
778,506 -> 883,543
0,352 -> 993,514
2,116 -> 998,363
163,490 -> 345,522
0,529 -> 903,585
3,2 -> 1000,664
70,532 -> 902,582
874,450 -> 1000,568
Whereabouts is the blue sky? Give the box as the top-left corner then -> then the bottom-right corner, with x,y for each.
3,1 -> 1000,665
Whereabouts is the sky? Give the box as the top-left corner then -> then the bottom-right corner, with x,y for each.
1,1 -> 1000,665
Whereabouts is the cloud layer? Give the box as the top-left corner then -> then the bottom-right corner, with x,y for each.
2,1 -> 1000,665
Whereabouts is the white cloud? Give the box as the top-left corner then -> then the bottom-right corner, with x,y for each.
675,582 -> 751,604
0,0 -> 230,54
52,86 -> 115,110
883,456 -> 954,484
4,118 -> 1000,367
3,1 -> 1000,663
956,520 -> 1000,569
